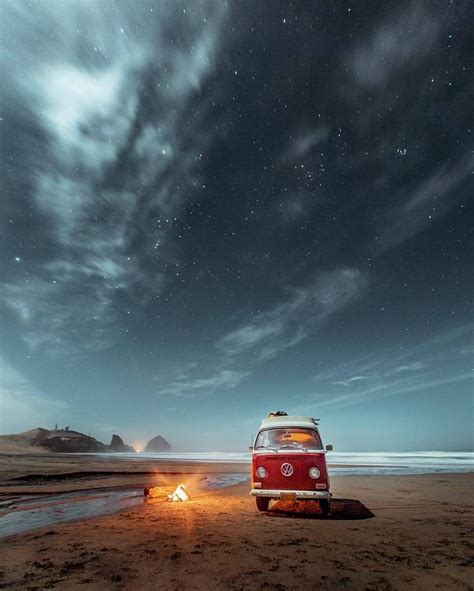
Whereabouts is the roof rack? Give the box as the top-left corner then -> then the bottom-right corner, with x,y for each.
268,411 -> 288,417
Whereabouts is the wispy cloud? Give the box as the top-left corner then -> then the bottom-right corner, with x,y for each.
283,125 -> 330,162
348,5 -> 440,89
338,2 -> 470,257
317,371 -> 471,410
219,269 -> 365,361
392,362 -> 425,374
158,268 -> 366,398
331,361 -> 425,388
333,376 -> 370,387
159,369 -> 249,398
431,322 -> 474,346
0,1 -> 227,354
0,356 -> 69,433
301,325 -> 472,410
377,154 -> 473,253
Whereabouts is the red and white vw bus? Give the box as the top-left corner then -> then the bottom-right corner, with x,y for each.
250,413 -> 333,513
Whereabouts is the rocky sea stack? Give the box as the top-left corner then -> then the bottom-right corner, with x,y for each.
107,434 -> 136,453
144,435 -> 171,452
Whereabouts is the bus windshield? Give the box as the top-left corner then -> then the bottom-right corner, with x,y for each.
255,428 -> 323,451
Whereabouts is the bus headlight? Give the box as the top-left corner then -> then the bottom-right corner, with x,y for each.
309,467 -> 321,479
256,466 -> 267,479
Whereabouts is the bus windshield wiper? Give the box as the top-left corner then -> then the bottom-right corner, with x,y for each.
256,445 -> 278,452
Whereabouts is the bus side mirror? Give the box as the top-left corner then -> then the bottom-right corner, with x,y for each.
248,446 -> 253,453
325,444 -> 333,451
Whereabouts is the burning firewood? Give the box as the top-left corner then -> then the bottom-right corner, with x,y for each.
167,484 -> 190,502
143,486 -> 162,498
143,484 -> 190,501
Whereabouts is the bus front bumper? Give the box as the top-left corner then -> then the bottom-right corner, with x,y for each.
250,489 -> 331,500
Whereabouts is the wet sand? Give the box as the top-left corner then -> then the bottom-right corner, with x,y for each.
0,452 -> 250,487
0,455 -> 472,590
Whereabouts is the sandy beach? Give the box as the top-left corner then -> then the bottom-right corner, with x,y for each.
2,0 -> 473,587
0,454 -> 472,590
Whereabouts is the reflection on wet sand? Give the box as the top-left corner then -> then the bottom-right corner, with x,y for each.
0,490 -> 144,538
265,498 -> 375,520
0,473 -> 250,538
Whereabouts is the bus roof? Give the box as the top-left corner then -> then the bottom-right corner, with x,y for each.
259,415 -> 319,430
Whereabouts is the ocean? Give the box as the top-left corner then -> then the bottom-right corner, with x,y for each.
89,451 -> 473,476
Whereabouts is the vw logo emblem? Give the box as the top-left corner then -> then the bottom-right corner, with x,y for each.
281,463 -> 294,477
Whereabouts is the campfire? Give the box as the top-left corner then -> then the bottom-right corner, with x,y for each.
143,483 -> 190,501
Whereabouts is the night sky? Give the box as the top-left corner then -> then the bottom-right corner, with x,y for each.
1,1 -> 472,451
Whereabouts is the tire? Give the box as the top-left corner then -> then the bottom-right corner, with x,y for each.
319,499 -> 331,515
256,497 -> 270,511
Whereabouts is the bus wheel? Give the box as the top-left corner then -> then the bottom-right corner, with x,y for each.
256,497 -> 270,511
320,499 -> 331,515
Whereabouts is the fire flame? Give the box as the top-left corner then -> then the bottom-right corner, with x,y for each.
167,484 -> 190,502
143,483 -> 190,501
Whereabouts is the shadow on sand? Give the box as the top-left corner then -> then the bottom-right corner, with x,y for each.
263,498 -> 374,520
